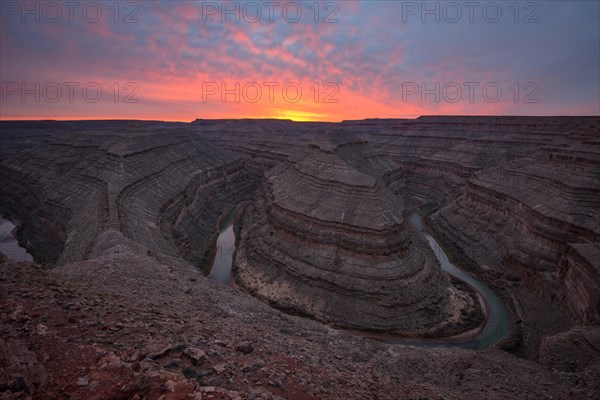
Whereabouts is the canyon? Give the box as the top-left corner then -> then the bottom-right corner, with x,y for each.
1,116 -> 599,399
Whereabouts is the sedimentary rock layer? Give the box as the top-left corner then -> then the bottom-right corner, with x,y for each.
0,121 -> 256,269
234,148 -> 455,332
1,116 -> 598,353
318,116 -> 600,326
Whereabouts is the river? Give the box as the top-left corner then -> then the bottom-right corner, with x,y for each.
0,217 -> 34,262
391,213 -> 511,349
208,208 -> 237,285
208,208 -> 511,349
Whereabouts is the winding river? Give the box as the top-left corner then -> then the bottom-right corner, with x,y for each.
0,217 -> 34,262
208,209 -> 511,349
208,208 -> 237,285
396,213 -> 510,349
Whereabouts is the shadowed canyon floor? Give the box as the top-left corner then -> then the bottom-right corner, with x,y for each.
1,116 -> 599,399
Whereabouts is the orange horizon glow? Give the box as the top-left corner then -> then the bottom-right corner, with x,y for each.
1,2 -> 598,122
1,110 -> 598,123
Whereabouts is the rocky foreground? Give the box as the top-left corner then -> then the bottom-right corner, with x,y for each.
1,117 -> 599,399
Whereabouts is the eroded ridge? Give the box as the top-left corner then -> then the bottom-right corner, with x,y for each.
234,147 -> 466,333
0,121 -> 256,269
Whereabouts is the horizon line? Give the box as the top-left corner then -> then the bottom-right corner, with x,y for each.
1,114 -> 599,124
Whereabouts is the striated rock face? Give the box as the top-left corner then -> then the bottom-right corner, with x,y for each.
234,148 -> 453,333
1,117 -> 599,398
538,325 -> 600,373
332,116 -> 600,327
0,121 -> 257,269
414,118 -> 600,325
0,167 -> 70,264
557,243 -> 600,323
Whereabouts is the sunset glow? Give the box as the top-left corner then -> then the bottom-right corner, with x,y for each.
1,1 -> 599,121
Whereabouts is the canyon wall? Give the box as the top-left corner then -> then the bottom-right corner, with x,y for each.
234,148 -> 460,333
1,116 -> 598,338
351,117 -> 600,325
0,121 -> 257,270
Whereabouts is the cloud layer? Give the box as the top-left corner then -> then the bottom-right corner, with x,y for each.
1,0 -> 598,121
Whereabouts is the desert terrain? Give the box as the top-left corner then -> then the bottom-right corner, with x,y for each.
1,116 -> 599,399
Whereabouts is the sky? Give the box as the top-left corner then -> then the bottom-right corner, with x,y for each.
1,0 -> 599,121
